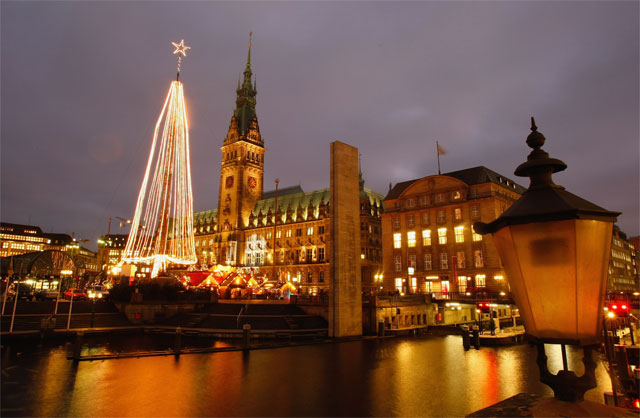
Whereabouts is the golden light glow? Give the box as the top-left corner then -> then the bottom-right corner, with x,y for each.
122,80 -> 196,276
171,39 -> 191,57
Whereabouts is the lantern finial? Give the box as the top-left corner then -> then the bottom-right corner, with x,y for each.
514,117 -> 567,188
526,116 -> 546,150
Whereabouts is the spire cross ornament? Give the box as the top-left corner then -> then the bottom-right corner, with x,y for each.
171,39 -> 191,81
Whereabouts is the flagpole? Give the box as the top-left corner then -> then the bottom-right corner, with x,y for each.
437,141 -> 441,175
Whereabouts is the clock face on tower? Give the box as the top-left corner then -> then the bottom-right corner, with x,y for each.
248,177 -> 257,189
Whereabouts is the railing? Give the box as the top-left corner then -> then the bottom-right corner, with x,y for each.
429,291 -> 514,304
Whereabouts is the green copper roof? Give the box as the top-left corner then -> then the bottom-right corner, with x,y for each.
193,209 -> 218,226
250,186 -> 385,225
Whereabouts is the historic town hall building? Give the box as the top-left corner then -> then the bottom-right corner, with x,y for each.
188,41 -> 385,295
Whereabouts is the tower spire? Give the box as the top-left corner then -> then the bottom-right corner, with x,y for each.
246,32 -> 252,69
233,33 -> 258,136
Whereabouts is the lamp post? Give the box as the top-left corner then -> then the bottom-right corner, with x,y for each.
474,118 -> 620,403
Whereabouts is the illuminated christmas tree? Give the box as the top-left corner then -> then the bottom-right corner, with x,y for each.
122,39 -> 197,277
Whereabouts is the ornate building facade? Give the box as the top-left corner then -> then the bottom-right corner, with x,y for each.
186,40 -> 384,295
381,167 -> 525,297
608,226 -> 639,293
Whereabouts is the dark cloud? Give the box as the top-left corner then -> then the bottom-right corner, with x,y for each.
2,1 -> 638,249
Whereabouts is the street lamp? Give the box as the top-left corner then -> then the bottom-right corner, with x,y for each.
474,118 -> 619,402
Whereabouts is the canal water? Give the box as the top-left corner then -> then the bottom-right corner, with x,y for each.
1,334 -> 612,417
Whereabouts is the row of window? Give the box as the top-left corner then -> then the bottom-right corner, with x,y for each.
245,247 -> 327,266
393,227 -> 482,248
395,274 -> 494,293
611,249 -> 632,262
394,250 -> 485,272
361,222 -> 380,234
395,191 -> 466,209
277,225 -> 326,238
0,242 -> 46,251
0,233 -> 51,244
393,206 -> 481,229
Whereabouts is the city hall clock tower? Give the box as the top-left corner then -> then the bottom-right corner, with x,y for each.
217,34 -> 265,264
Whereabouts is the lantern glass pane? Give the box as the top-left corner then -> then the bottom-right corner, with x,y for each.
493,219 -> 613,345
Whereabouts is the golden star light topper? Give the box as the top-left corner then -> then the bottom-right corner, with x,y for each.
171,39 -> 191,57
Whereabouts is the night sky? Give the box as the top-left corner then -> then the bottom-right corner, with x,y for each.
1,1 -> 638,250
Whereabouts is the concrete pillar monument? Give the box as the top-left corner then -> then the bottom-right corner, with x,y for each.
329,141 -> 362,337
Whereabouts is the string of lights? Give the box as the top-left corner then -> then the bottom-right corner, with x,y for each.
122,40 -> 196,277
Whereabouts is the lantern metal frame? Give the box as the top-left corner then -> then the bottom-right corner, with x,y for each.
474,118 -> 620,402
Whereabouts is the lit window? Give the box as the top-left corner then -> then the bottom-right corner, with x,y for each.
475,274 -> 486,288
276,230 -> 282,239
424,254 -> 432,270
393,233 -> 402,249
457,251 -> 465,268
454,226 -> 464,243
472,232 -> 483,242
411,277 -> 417,291
307,226 -> 314,235
438,228 -> 447,245
454,208 -> 462,220
440,253 -> 448,269
474,250 -> 484,268
425,281 -> 433,292
422,229 -> 431,246
395,278 -> 403,292
285,229 -> 292,238
394,256 -> 402,272
452,191 -> 462,200
494,275 -> 503,280
393,217 -> 400,229
266,232 -> 272,240
407,231 -> 416,247
458,277 -> 467,293
407,215 -> 415,228
437,210 -> 446,223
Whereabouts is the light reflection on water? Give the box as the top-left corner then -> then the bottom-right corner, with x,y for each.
2,335 -> 612,417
